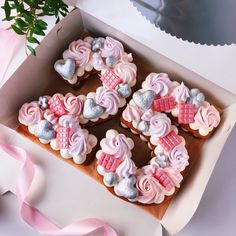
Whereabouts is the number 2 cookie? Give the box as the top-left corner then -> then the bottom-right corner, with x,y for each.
54,36 -> 137,125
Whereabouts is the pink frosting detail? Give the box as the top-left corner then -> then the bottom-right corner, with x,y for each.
194,104 -> 220,132
162,167 -> 183,188
44,109 -> 58,125
141,109 -> 154,121
169,144 -> 189,171
144,73 -> 173,96
120,53 -> 133,63
149,113 -> 171,137
171,82 -> 190,103
68,128 -> 92,156
136,166 -> 163,204
95,87 -> 120,115
63,93 -> 84,115
18,102 -> 43,126
67,40 -> 91,66
115,157 -> 137,178
58,115 -> 80,129
101,133 -> 132,159
114,62 -> 137,85
101,37 -> 124,60
122,104 -> 142,123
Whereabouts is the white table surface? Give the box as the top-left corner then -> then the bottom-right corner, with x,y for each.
0,2 -> 236,236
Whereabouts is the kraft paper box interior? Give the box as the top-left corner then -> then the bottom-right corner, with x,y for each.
1,8 -> 236,236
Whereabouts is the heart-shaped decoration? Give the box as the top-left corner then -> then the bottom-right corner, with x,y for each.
117,84 -> 132,98
54,58 -> 75,80
133,90 -> 155,110
34,120 -> 55,140
83,98 -> 105,119
137,120 -> 149,132
115,176 -> 138,200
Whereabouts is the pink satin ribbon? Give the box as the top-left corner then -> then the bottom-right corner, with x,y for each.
0,142 -> 117,236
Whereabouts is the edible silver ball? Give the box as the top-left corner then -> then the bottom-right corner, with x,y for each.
38,96 -> 49,110
190,88 -> 200,97
105,56 -> 116,67
196,92 -> 205,102
91,37 -> 105,52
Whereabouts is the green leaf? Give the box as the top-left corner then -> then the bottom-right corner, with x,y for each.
15,18 -> 28,29
13,0 -> 24,12
36,19 -> 48,27
56,17 -> 60,24
2,16 -> 14,21
22,12 -> 33,23
35,19 -> 48,30
24,0 -> 37,8
32,27 -> 45,36
11,24 -> 25,35
26,45 -> 36,56
27,36 -> 40,44
3,0 -> 11,20
60,11 -> 67,17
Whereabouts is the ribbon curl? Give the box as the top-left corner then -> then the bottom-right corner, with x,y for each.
0,143 -> 117,236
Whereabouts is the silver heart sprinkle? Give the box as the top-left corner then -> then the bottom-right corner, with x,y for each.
38,96 -> 48,110
133,90 -> 155,110
115,176 -> 138,200
34,120 -> 55,140
117,84 -> 132,98
83,98 -> 105,119
137,120 -> 149,132
54,58 -> 75,80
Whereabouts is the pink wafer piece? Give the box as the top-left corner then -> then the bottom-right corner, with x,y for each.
97,152 -> 122,172
178,103 -> 195,124
48,95 -> 66,117
154,169 -> 175,191
159,130 -> 182,152
101,69 -> 122,89
56,126 -> 70,149
153,96 -> 176,112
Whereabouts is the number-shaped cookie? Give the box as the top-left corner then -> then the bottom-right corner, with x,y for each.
95,73 -> 221,205
18,36 -> 137,165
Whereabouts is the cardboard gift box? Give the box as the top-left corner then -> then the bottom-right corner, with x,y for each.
0,7 -> 236,236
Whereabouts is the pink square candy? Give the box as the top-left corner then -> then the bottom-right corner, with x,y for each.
178,103 -> 195,124
159,130 -> 182,152
56,126 -> 70,149
101,69 -> 122,89
153,96 -> 176,112
48,95 -> 66,117
154,169 -> 175,191
97,152 -> 122,172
